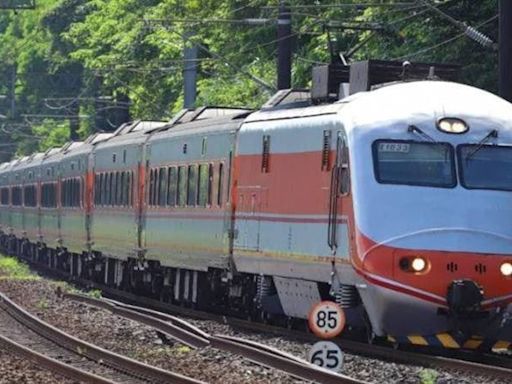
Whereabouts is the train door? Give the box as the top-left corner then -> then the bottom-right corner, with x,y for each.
137,143 -> 149,260
234,189 -> 262,251
85,152 -> 94,254
327,130 -> 350,259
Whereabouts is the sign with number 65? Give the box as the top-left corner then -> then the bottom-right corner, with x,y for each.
308,301 -> 346,339
308,341 -> 344,372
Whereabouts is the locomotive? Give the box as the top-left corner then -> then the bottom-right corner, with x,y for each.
0,60 -> 511,351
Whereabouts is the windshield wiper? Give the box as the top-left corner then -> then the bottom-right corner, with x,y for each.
408,125 -> 436,142
465,129 -> 498,161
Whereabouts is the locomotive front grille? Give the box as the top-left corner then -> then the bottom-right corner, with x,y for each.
474,263 -> 487,274
446,262 -> 458,273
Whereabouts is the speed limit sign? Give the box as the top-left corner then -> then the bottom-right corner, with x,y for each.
308,341 -> 344,372
308,301 -> 345,339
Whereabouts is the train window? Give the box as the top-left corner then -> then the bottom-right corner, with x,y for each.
12,186 -> 22,206
373,140 -> 456,188
61,178 -> 81,208
116,172 -> 122,205
227,152 -> 232,203
148,169 -> 154,206
218,163 -> 224,206
61,180 -> 67,206
187,165 -> 197,206
458,144 -> 512,191
123,172 -> 129,206
77,178 -> 82,207
167,167 -> 177,206
177,166 -> 187,207
94,174 -> 100,205
158,168 -> 167,207
1,187 -> 9,205
100,173 -> 106,206
119,172 -> 126,205
111,173 -> 116,205
129,171 -> 133,206
41,183 -> 56,208
23,185 -> 36,207
198,164 -> 209,206
154,169 -> 160,206
111,172 -> 116,205
208,164 -> 213,206
106,173 -> 112,206
110,172 -> 116,205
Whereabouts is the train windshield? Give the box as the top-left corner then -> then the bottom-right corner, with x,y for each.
458,144 -> 512,191
373,140 -> 456,188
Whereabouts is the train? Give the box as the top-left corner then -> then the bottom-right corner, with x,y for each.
0,60 -> 511,352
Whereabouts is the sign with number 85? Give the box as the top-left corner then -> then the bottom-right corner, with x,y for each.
308,301 -> 346,339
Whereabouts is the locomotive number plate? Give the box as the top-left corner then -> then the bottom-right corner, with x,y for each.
378,142 -> 410,153
308,301 -> 346,339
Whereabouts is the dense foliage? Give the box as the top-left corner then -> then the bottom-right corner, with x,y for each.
0,0 -> 500,159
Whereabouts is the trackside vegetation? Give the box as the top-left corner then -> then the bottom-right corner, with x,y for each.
0,255 -> 39,280
0,0 -> 499,160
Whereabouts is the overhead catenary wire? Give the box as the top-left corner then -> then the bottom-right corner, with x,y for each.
345,0 -> 451,58
145,20 -> 276,93
262,2 -> 419,10
392,14 -> 498,60
419,0 -> 496,49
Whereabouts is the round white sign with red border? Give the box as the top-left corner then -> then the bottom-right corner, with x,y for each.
308,301 -> 346,339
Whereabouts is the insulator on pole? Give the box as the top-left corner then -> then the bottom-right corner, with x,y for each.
464,25 -> 494,48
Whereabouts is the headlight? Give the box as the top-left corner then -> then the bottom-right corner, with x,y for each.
411,257 -> 427,272
500,262 -> 512,277
399,256 -> 428,273
437,118 -> 469,134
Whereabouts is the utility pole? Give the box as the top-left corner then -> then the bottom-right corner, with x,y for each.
277,1 -> 292,90
499,0 -> 512,102
183,31 -> 198,109
9,64 -> 16,119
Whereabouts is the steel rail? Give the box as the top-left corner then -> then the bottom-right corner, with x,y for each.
28,262 -> 512,382
66,293 -> 209,349
0,334 -> 117,384
65,292 -> 368,384
0,291 -> 204,384
81,286 -> 512,380
209,334 -> 363,384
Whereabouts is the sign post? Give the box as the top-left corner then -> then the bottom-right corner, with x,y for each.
307,301 -> 346,372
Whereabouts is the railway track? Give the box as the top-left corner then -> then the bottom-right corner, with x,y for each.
0,290 -> 203,384
17,259 -> 512,383
65,292 -> 365,384
64,287 -> 512,383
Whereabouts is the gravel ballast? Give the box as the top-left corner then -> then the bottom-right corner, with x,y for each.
0,264 -> 505,384
0,349 -> 77,384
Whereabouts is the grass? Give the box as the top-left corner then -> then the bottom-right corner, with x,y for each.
36,298 -> 49,310
0,255 -> 39,281
174,345 -> 192,354
419,369 -> 439,384
86,289 -> 102,299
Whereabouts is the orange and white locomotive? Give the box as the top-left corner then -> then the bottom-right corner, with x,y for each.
0,62 -> 511,350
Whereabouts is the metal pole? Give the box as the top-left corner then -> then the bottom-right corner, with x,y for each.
9,64 -> 16,119
277,2 -> 292,90
499,0 -> 512,102
183,31 -> 198,109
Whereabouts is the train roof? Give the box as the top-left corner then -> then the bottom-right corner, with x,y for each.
148,108 -> 251,142
243,81 -> 512,135
344,80 -> 512,132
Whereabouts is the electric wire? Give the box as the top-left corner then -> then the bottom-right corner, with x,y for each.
392,14 -> 498,60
